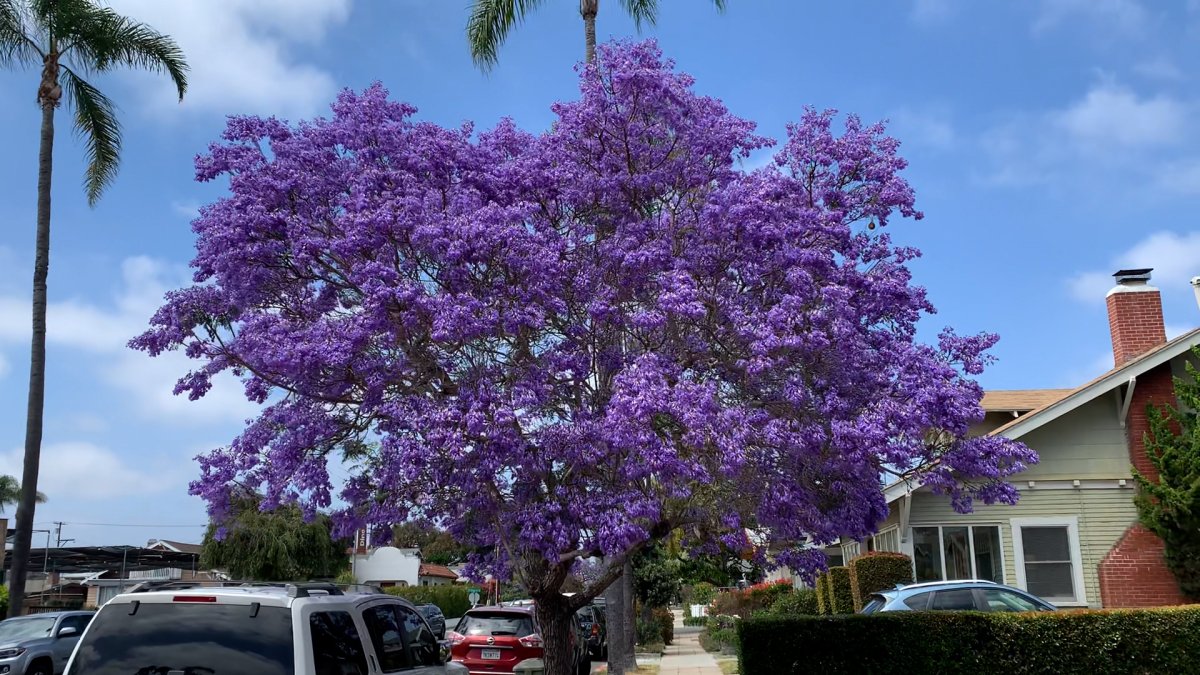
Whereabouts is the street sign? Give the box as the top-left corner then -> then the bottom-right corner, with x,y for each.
468,588 -> 481,606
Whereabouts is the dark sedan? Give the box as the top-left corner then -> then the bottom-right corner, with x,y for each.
417,603 -> 447,639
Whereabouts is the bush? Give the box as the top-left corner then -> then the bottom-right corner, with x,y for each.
683,615 -> 708,626
700,615 -> 739,655
712,580 -> 793,618
0,586 -> 8,617
849,552 -> 914,611
767,589 -> 819,616
384,585 -> 471,618
654,606 -> 675,645
826,567 -> 854,614
689,581 -> 717,607
814,575 -> 828,615
636,617 -> 662,646
737,607 -> 1200,675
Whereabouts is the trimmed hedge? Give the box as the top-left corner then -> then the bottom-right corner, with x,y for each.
826,567 -> 854,614
766,589 -> 819,617
849,552 -> 914,611
814,575 -> 829,615
737,606 -> 1200,674
384,585 -> 471,618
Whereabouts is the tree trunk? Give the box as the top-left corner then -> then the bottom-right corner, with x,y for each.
9,97 -> 55,619
581,0 -> 598,63
533,594 -> 577,675
605,566 -> 627,675
621,559 -> 637,668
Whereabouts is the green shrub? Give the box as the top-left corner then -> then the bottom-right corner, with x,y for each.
767,588 -> 819,616
737,606 -> 1200,675
713,580 -> 794,618
826,567 -> 854,614
683,615 -> 708,626
654,606 -> 675,645
814,575 -> 828,615
849,552 -> 913,611
384,585 -> 471,618
636,617 -> 662,646
685,581 -> 717,607
0,586 -> 8,617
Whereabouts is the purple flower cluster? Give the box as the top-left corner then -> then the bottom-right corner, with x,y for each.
132,40 -> 1035,588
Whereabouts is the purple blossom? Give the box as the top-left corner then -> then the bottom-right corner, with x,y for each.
132,40 -> 1034,594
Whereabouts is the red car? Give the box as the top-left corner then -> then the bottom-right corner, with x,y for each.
448,605 -> 588,674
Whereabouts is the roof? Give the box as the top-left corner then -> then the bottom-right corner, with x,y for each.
980,389 -> 1073,412
3,546 -> 201,574
147,539 -> 203,556
419,563 -> 459,579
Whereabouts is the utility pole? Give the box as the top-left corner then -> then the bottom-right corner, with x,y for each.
53,522 -> 73,548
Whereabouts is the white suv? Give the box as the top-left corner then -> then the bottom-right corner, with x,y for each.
63,582 -> 469,675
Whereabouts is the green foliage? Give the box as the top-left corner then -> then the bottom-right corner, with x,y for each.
200,493 -> 349,581
701,614 -> 739,655
827,567 -> 854,614
0,585 -> 8,617
634,544 -> 681,608
384,585 -> 472,619
334,570 -> 357,586
738,608 -> 1200,674
1134,352 -> 1200,601
766,588 -> 819,616
814,575 -> 829,615
654,606 -> 674,645
849,552 -> 914,611
683,615 -> 708,626
636,617 -> 662,646
0,475 -> 46,513
391,521 -> 470,566
712,580 -> 793,618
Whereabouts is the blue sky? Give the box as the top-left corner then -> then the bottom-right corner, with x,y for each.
0,0 -> 1198,547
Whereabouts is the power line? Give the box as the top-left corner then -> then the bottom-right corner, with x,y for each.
51,521 -> 207,529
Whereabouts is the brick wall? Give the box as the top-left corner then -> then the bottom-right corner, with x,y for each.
1106,288 -> 1167,365
1097,363 -> 1185,607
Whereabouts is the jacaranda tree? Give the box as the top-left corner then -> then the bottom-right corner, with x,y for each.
133,41 -> 1035,674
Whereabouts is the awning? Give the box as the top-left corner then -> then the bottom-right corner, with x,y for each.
3,546 -> 201,574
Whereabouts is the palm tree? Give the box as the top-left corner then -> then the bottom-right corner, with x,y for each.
0,475 -> 45,514
0,0 -> 187,618
467,0 -> 727,68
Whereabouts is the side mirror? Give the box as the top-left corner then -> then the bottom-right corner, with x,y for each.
57,626 -> 78,638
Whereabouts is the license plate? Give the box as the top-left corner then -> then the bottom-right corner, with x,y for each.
481,648 -> 501,660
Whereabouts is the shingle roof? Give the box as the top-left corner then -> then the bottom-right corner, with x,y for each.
149,539 -> 203,556
980,389 -> 1073,412
419,563 -> 460,579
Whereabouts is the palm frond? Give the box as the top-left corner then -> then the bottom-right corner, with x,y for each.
467,0 -> 546,70
62,65 -> 120,205
0,0 -> 42,67
618,0 -> 659,28
72,7 -> 187,100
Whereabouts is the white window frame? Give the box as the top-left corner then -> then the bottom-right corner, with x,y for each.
842,541 -> 861,562
872,527 -> 901,553
1010,516 -> 1087,607
908,523 -> 1007,584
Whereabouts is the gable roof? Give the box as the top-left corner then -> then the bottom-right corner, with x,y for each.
147,539 -> 203,556
981,389 -> 1073,413
418,563 -> 460,580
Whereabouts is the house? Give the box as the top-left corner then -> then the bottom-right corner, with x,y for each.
842,268 -> 1194,609
351,544 -> 422,587
83,539 -> 217,606
418,563 -> 461,586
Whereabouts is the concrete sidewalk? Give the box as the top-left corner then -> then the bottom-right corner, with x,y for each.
658,611 -> 723,675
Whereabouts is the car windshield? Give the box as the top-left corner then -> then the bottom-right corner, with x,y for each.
66,602 -> 294,675
417,605 -> 439,617
0,617 -> 55,641
458,612 -> 535,637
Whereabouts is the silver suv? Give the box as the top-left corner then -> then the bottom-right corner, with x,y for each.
860,579 -> 1057,614
0,610 -> 93,675
63,582 -> 469,675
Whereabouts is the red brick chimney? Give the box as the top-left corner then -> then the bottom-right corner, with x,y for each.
1106,268 -> 1167,366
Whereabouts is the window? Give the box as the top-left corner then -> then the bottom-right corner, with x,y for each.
458,611 -> 537,638
861,595 -> 887,614
58,615 -> 91,637
911,525 -> 1004,583
930,589 -> 977,611
902,592 -> 932,610
842,541 -> 861,562
982,589 -> 1041,613
872,528 -> 901,553
311,611 -> 368,675
1012,518 -> 1084,605
363,605 -> 411,672
397,606 -> 440,666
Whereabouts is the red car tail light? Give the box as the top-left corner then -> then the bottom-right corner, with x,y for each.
591,623 -> 600,637
447,631 -> 466,647
518,634 -> 544,648
172,596 -> 217,603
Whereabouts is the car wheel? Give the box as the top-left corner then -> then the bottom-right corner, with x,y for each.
25,662 -> 52,675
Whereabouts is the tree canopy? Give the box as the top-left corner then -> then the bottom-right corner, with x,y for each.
135,40 -> 1034,609
200,492 -> 349,581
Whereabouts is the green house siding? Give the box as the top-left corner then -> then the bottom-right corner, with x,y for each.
1015,395 -> 1132,481
908,487 -> 1138,607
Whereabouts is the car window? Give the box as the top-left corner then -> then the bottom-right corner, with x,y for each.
363,605 -> 411,673
59,615 -> 92,636
65,602 -> 293,675
982,589 -> 1042,612
397,605 -> 441,667
0,617 -> 55,640
860,595 -> 887,614
458,612 -> 536,638
930,589 -> 978,611
902,591 -> 932,610
310,611 -> 369,675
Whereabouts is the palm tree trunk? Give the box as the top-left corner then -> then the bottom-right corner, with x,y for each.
581,0 -> 598,63
8,96 -> 55,620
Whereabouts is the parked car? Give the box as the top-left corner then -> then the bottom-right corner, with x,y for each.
575,603 -> 606,659
860,580 -> 1057,614
448,605 -> 590,675
63,581 -> 468,675
417,603 -> 447,639
0,610 -> 93,675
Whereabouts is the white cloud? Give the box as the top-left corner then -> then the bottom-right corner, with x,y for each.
1067,231 -> 1200,302
0,442 -> 176,500
1033,0 -> 1149,36
0,256 -> 259,425
105,0 -> 352,118
1053,83 -> 1185,149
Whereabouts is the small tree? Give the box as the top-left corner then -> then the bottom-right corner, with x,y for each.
1134,351 -> 1200,601
201,492 -> 349,581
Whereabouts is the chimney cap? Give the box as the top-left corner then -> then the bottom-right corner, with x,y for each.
1113,268 -> 1153,283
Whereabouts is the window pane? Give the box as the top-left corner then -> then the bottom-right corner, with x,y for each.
912,528 -> 943,582
1022,527 -> 1070,562
397,605 -> 441,667
971,526 -> 1003,583
363,605 -> 411,672
1026,562 -> 1074,600
930,589 -> 977,611
903,592 -> 932,610
982,589 -> 1040,612
311,611 -> 368,675
943,527 -> 971,580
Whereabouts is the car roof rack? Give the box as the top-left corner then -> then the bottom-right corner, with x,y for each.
126,579 -> 355,597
